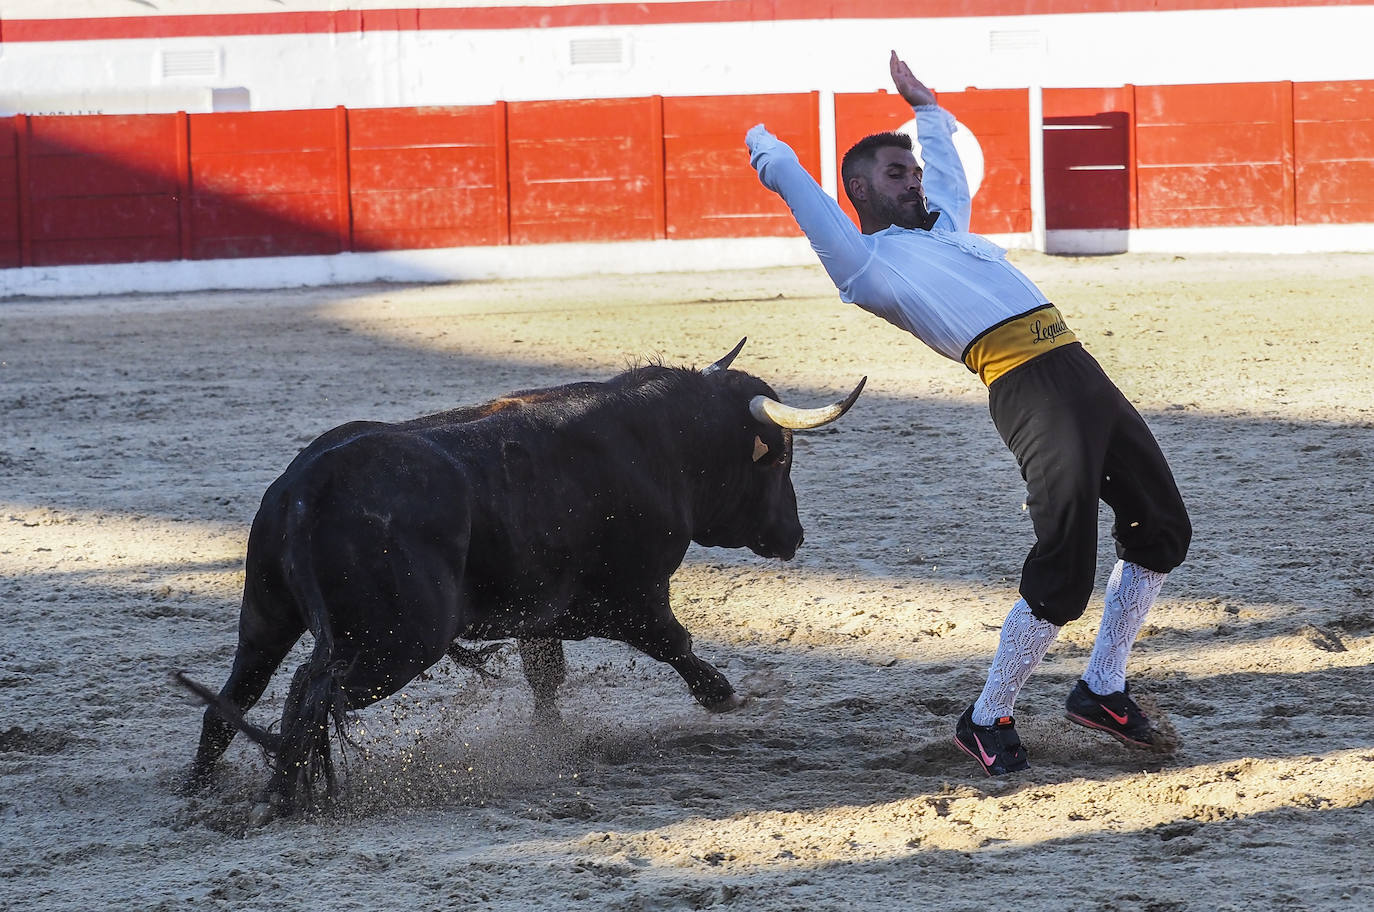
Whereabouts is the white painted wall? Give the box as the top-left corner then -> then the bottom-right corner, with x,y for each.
1,7 -> 1372,115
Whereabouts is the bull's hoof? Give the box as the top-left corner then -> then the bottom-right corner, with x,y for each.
247,792 -> 290,827
248,798 -> 283,828
701,692 -> 745,713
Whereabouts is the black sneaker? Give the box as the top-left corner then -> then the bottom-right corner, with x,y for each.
1065,679 -> 1155,748
953,705 -> 1030,776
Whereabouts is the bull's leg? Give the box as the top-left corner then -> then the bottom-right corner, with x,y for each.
184,615 -> 302,792
516,637 -> 566,725
623,608 -> 742,713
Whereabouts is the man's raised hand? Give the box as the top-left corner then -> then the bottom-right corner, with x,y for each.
889,51 -> 936,107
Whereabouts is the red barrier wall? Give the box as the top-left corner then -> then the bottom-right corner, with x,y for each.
2,80 -> 1372,273
507,97 -> 665,245
1294,79 -> 1374,225
1135,82 -> 1295,228
663,93 -> 819,240
833,89 -> 1031,235
950,89 -> 1032,234
349,103 -> 509,250
188,107 -> 347,259
24,113 -> 183,266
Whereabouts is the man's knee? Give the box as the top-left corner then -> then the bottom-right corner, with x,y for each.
1020,571 -> 1094,626
1119,508 -> 1191,573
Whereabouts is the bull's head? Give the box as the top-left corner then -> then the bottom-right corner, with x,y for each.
697,338 -> 865,560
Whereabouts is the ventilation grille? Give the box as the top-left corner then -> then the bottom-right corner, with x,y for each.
569,38 -> 625,66
989,30 -> 1045,53
161,49 -> 221,79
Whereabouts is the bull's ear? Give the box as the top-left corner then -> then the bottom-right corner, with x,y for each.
752,435 -> 770,462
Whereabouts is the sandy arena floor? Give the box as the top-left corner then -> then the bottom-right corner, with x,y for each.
2,251 -> 1372,911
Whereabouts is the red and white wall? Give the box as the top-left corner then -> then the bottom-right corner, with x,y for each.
2,1 -> 1372,297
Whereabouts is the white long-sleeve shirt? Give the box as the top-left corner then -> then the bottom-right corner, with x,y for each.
747,106 -> 1068,380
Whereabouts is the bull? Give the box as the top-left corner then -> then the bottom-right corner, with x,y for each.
176,339 -> 864,820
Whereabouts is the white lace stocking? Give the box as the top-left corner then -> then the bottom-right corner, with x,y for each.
1082,560 -> 1167,696
972,598 -> 1060,725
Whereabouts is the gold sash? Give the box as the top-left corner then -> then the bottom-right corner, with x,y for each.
962,304 -> 1077,387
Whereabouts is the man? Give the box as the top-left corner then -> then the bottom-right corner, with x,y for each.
746,52 -> 1191,776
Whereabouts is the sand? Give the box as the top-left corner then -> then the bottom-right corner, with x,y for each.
2,251 -> 1372,911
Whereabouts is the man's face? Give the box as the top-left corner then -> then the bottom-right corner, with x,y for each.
860,146 -> 930,230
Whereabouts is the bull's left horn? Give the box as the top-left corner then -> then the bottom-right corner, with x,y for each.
702,337 -> 747,375
750,377 -> 867,430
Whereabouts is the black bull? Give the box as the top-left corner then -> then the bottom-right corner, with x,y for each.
177,341 -> 864,817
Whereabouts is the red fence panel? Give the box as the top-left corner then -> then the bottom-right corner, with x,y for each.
663,93 -> 818,239
1135,82 -> 1294,228
833,88 -> 1030,235
1043,87 -> 1135,230
0,118 -> 19,268
188,108 -> 345,259
945,88 -> 1031,234
348,103 -> 509,250
1294,80 -> 1374,224
506,97 -> 664,245
5,82 -> 1373,276
23,113 -> 181,266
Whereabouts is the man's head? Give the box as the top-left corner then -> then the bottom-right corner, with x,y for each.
841,131 -> 933,233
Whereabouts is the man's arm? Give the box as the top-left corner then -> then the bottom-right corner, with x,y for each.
890,51 -> 972,232
747,125 -> 874,294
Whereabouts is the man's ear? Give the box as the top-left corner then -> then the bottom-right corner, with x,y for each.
846,175 -> 868,203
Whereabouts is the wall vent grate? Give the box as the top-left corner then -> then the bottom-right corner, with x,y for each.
989,30 -> 1045,53
569,38 -> 625,66
162,49 -> 221,79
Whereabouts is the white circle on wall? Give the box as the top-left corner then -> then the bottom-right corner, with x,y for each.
895,118 -> 984,197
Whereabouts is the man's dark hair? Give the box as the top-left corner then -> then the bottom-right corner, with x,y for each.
840,132 -> 917,207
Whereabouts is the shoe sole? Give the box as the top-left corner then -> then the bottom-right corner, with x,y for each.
1065,710 -> 1154,749
952,735 -> 1030,776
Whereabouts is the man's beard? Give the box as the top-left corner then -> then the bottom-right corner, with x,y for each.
873,192 -> 932,230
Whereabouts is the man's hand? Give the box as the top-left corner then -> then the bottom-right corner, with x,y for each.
746,123 -> 774,150
889,50 -> 936,107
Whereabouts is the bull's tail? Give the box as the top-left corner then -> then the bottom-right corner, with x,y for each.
269,651 -> 354,814
264,497 -> 356,814
174,670 -> 285,754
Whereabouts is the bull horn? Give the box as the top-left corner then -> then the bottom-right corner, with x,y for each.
702,337 -> 747,375
750,376 -> 867,430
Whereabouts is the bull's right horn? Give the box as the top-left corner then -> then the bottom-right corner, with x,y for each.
702,337 -> 747,375
750,376 -> 867,430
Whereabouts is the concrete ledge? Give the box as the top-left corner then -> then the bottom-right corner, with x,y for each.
0,236 -> 824,300
1047,224 -> 1374,256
